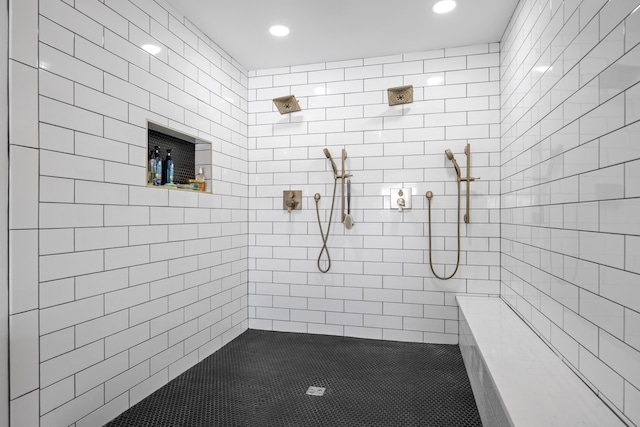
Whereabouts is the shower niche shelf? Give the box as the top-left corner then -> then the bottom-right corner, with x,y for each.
146,121 -> 212,193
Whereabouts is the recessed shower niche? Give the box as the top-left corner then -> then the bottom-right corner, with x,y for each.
146,121 -> 212,193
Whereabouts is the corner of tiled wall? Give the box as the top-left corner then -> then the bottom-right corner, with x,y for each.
8,0 -> 40,425
500,0 -> 640,425
8,0 -> 249,425
0,2 -> 9,425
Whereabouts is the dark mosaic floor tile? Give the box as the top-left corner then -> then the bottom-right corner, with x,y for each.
106,330 -> 482,427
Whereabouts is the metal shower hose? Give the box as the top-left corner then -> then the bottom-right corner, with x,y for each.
426,179 -> 461,280
314,178 -> 338,273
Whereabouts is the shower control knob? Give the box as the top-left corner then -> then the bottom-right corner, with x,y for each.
286,198 -> 299,213
397,198 -> 405,212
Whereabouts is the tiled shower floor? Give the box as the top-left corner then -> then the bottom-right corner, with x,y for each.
105,329 -> 482,427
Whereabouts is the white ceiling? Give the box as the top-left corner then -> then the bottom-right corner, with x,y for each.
165,0 -> 520,71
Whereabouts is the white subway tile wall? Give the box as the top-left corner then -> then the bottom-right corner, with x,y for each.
247,44 -> 502,344
501,0 -> 640,425
8,0 -> 248,425
8,0 -> 640,426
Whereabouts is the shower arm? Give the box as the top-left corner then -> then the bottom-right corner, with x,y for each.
459,143 -> 479,224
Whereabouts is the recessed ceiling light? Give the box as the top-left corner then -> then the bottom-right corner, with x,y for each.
142,44 -> 162,55
433,0 -> 456,14
269,25 -> 290,37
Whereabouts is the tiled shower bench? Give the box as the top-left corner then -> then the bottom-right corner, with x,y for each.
456,296 -> 626,427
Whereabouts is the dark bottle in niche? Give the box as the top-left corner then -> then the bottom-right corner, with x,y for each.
162,149 -> 174,184
154,146 -> 162,186
148,149 -> 156,184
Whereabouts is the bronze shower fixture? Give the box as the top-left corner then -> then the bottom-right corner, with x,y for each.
273,95 -> 301,114
425,144 -> 479,280
387,85 -> 414,106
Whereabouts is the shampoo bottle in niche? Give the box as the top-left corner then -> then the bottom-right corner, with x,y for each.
195,167 -> 205,182
148,149 -> 155,184
153,146 -> 162,186
163,149 -> 174,184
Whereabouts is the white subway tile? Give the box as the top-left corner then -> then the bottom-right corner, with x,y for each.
104,205 -> 149,226
39,228 -> 74,256
39,69 -> 73,105
364,76 -> 403,92
105,323 -> 150,359
446,68 -> 489,84
105,361 -> 149,404
150,17 -> 183,54
308,69 -> 344,83
39,16 -> 73,56
76,268 -> 128,300
106,0 -> 149,31
40,279 -> 74,311
579,346 -> 625,409
9,146 -> 38,229
9,311 -> 39,399
40,340 -> 104,388
600,35 -> 640,101
10,61 -> 38,148
40,0 -> 103,46
599,330 -> 640,392
40,249 -> 104,282
383,61 -> 423,76
75,0 -> 129,37
129,64 -> 169,98
40,295 -> 104,336
10,0 -> 37,65
579,165 -> 624,202
76,389 -> 127,427
626,236 -> 640,275
105,245 -> 150,270
9,229 -> 38,314
600,266 -> 640,313
579,289 -> 624,339
76,311 -> 129,349
40,384 -> 103,427
40,96 -> 104,136
424,56 -> 466,73
10,390 -> 39,427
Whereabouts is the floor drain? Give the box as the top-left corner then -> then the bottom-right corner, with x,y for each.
306,386 -> 326,396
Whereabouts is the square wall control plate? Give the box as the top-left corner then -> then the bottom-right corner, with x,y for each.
390,188 -> 412,210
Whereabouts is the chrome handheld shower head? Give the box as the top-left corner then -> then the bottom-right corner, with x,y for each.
445,149 -> 461,178
323,148 -> 339,178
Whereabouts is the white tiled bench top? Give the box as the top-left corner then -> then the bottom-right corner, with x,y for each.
456,296 -> 625,427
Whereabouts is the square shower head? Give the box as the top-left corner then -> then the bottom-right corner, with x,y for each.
387,85 -> 414,106
273,95 -> 302,114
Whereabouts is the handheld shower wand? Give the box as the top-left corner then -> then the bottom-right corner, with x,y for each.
323,148 -> 338,179
445,149 -> 461,180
